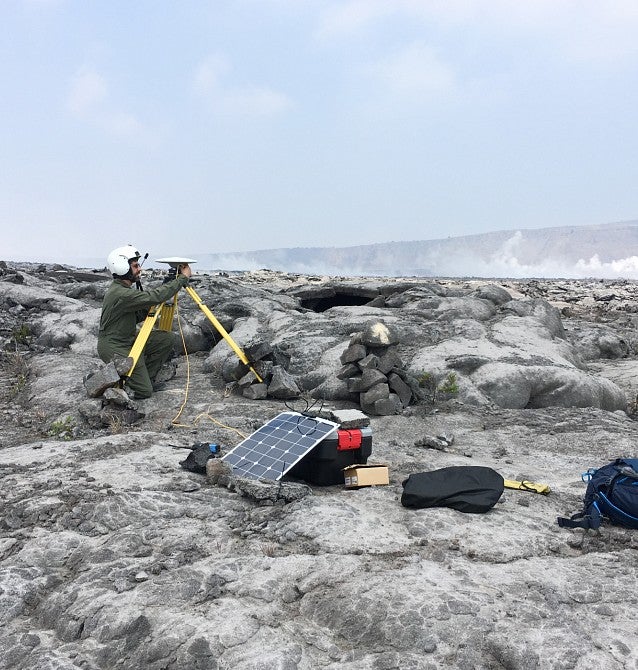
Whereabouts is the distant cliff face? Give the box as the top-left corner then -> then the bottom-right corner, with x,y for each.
192,220 -> 638,278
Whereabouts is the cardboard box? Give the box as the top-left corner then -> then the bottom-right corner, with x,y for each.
343,463 -> 389,488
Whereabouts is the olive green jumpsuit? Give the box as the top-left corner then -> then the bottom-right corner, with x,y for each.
97,275 -> 190,398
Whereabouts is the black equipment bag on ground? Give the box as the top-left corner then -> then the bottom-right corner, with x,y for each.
179,443 -> 220,474
401,466 -> 504,513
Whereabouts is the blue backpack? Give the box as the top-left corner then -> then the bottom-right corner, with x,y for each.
557,458 -> 638,530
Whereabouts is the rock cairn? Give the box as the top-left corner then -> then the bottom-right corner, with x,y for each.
337,320 -> 422,416
225,341 -> 301,401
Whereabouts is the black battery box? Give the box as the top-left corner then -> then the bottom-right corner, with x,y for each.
288,427 -> 372,486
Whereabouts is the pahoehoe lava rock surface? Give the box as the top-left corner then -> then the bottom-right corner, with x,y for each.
1,261 -> 638,669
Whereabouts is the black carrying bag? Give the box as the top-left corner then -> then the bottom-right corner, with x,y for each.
401,466 -> 504,513
179,443 -> 220,474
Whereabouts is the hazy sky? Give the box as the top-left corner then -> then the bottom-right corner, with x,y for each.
3,0 -> 638,264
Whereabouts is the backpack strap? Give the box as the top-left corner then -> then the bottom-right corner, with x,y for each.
557,500 -> 603,530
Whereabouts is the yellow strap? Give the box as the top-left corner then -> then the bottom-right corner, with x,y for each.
504,479 -> 551,495
184,285 -> 263,382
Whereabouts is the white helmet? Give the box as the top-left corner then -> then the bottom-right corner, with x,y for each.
107,245 -> 141,276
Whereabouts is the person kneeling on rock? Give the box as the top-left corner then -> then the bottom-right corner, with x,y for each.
97,244 -> 192,399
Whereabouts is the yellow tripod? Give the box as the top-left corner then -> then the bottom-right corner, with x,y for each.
125,258 -> 263,383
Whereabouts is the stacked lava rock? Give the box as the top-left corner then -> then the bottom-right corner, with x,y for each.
337,320 -> 421,416
225,340 -> 301,401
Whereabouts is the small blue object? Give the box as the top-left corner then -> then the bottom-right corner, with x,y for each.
208,443 -> 220,454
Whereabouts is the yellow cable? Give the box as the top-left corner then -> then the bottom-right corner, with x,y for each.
169,301 -> 247,440
190,412 -> 247,440
171,301 -> 190,425
172,407 -> 247,440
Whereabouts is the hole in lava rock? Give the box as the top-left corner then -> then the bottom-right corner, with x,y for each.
300,291 -> 375,313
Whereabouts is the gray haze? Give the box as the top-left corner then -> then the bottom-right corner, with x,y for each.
189,220 -> 638,279
19,220 -> 638,280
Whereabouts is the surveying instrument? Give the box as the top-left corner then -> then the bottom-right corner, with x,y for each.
125,257 -> 263,383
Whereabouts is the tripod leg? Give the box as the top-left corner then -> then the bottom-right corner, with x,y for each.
184,285 -> 263,382
126,303 -> 165,377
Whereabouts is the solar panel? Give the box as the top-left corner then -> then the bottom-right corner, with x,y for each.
221,411 -> 339,481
